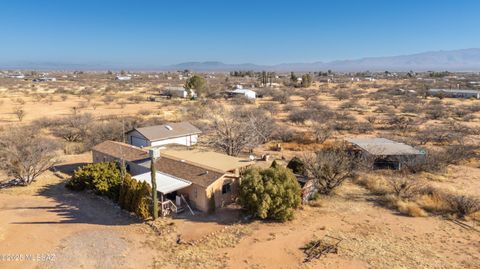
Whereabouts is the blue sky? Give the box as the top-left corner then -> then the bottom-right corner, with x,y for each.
0,0 -> 479,66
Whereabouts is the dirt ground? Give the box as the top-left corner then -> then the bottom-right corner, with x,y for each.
1,172 -> 479,269
1,76 -> 479,268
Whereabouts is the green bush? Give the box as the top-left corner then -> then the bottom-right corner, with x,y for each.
67,162 -> 152,220
287,157 -> 305,175
118,175 -> 152,220
67,162 -> 121,200
239,165 -> 301,222
134,182 -> 152,220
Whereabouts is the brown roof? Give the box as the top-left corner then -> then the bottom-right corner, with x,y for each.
128,122 -> 201,141
92,140 -> 225,187
154,157 -> 224,188
92,141 -> 149,162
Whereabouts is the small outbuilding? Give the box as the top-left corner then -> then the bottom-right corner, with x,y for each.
428,89 -> 480,99
229,88 -> 256,99
161,86 -> 196,99
346,137 -> 426,170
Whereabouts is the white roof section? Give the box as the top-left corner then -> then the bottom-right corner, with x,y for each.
232,88 -> 255,94
133,171 -> 191,194
346,137 -> 423,156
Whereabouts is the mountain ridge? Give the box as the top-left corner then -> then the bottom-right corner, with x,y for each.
2,48 -> 480,72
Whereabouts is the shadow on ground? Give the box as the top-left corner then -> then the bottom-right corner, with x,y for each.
52,162 -> 89,176
10,180 -> 140,226
173,206 -> 247,225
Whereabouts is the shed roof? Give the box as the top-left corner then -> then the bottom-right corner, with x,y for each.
346,138 -> 423,156
429,89 -> 480,94
133,171 -> 192,194
128,122 -> 201,142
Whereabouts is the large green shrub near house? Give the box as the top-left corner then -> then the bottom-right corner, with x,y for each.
118,174 -> 152,220
66,162 -> 152,220
66,162 -> 122,200
239,165 -> 301,222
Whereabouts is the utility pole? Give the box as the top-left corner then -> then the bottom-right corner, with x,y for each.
149,148 -> 159,220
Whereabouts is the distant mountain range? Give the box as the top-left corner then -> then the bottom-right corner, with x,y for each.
2,48 -> 480,72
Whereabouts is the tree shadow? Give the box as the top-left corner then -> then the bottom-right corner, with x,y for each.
52,162 -> 89,176
10,181 -> 140,226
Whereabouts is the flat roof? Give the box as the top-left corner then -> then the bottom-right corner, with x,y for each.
161,148 -> 254,173
133,171 -> 192,194
346,137 -> 423,156
429,88 -> 480,94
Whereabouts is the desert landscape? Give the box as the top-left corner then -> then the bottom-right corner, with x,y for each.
0,70 -> 479,269
1,1 -> 480,268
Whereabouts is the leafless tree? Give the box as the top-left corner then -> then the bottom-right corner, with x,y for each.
302,144 -> 358,195
53,113 -> 93,142
209,107 -> 275,156
312,123 -> 333,144
0,127 -> 59,185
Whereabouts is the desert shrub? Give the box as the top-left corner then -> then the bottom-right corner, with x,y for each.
273,128 -> 296,142
287,157 -> 305,175
401,103 -> 420,114
311,123 -> 333,143
383,195 -> 427,217
128,95 -> 144,103
302,144 -> 358,195
138,109 -> 153,116
67,162 -> 121,200
288,109 -> 312,125
334,90 -> 349,100
425,102 -> 447,120
386,176 -> 424,200
352,122 -> 373,134
445,194 -> 480,218
239,166 -> 301,222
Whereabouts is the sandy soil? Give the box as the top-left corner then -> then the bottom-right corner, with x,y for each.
1,175 -> 478,269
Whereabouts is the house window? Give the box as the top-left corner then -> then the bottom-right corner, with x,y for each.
222,183 -> 231,194
194,188 -> 198,198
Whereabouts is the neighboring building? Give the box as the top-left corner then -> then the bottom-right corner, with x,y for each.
126,122 -> 201,148
428,89 -> 480,99
91,141 -> 254,213
115,75 -> 132,81
33,77 -> 56,82
346,137 -> 426,170
229,88 -> 256,99
161,86 -> 196,98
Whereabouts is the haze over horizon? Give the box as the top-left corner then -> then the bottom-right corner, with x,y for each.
1,0 -> 480,68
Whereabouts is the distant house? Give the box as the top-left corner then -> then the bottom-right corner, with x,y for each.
33,77 -> 56,82
346,138 -> 426,170
115,75 -> 131,81
229,88 -> 256,99
126,122 -> 201,148
161,86 -> 196,99
91,141 -> 253,213
428,89 -> 480,99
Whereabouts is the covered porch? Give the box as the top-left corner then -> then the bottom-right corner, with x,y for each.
133,171 -> 195,217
